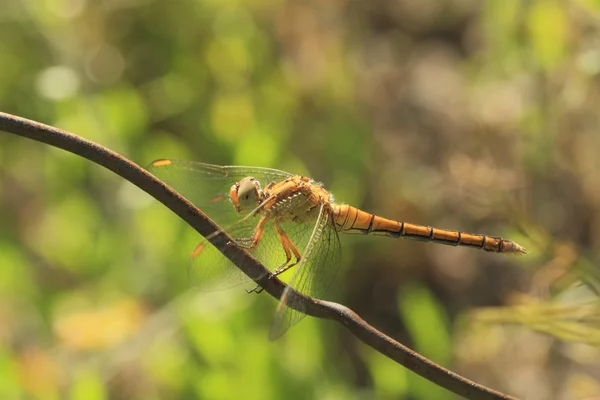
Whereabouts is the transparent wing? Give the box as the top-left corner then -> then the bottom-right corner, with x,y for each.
269,205 -> 342,340
148,159 -> 341,336
187,203 -> 319,292
147,159 -> 293,228
187,224 -> 263,291
147,159 -> 294,290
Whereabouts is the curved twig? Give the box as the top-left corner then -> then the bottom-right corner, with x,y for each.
0,111 -> 518,400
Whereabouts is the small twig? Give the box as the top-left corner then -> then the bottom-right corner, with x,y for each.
0,111 -> 518,400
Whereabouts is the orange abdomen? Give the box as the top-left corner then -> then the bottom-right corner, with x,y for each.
331,204 -> 526,254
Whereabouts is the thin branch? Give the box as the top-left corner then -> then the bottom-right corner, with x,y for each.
0,111 -> 519,400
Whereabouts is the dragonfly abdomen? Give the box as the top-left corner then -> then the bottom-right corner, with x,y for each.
332,204 -> 526,254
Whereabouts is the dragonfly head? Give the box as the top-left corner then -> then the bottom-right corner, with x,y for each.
230,177 -> 264,213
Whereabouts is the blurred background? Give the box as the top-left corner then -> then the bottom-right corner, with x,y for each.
1,0 -> 600,399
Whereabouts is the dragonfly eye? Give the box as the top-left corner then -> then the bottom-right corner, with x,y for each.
230,177 -> 262,213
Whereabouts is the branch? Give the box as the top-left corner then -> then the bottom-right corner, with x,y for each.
0,111 -> 519,400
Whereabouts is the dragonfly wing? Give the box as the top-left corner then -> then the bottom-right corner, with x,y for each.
148,160 -> 299,291
187,201 -> 306,291
269,205 -> 342,340
188,221 -> 269,290
147,159 -> 293,228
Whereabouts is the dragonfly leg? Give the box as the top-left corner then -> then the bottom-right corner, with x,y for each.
245,222 -> 302,295
232,216 -> 267,249
270,223 -> 302,278
237,217 -> 270,295
244,223 -> 301,295
246,285 -> 264,294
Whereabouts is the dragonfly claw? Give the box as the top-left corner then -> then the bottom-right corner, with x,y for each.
246,284 -> 264,294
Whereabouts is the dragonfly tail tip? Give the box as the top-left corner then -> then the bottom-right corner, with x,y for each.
513,243 -> 528,255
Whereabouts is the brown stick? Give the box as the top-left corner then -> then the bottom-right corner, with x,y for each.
0,111 -> 519,400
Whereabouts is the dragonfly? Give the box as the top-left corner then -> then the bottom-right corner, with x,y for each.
148,159 -> 527,339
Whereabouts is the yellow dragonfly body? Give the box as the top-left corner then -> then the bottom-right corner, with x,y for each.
148,159 -> 526,339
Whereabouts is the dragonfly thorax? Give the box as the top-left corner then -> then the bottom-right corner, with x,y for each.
230,177 -> 265,213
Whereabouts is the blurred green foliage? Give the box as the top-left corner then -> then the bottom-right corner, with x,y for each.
1,0 -> 600,399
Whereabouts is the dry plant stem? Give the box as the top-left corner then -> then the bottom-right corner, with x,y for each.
0,111 -> 518,400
